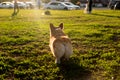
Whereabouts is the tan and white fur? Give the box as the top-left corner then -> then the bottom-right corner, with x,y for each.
49,23 -> 73,64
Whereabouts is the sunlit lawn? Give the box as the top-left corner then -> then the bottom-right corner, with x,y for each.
0,9 -> 120,80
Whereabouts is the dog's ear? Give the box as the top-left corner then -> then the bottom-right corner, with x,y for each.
50,23 -> 54,28
50,23 -> 55,29
59,23 -> 64,29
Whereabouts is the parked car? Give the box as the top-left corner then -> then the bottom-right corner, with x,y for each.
17,2 -> 27,9
64,2 -> 80,10
0,2 -> 14,9
43,1 -> 80,10
12,1 -> 27,9
24,1 -> 36,9
108,0 -> 120,10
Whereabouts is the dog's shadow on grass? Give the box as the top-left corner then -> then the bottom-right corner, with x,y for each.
57,58 -> 92,80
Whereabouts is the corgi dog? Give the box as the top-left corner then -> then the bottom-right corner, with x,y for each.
49,23 -> 73,64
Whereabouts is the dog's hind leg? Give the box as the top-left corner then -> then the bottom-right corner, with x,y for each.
53,43 -> 65,64
55,58 -> 61,64
64,44 -> 73,61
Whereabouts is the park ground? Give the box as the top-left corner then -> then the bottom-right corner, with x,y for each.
0,9 -> 120,80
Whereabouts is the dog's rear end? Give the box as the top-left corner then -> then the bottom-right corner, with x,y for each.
49,23 -> 73,64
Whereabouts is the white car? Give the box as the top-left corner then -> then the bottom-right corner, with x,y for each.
24,1 -> 36,9
44,1 -> 80,10
17,2 -> 27,9
0,2 -> 14,9
63,2 -> 80,10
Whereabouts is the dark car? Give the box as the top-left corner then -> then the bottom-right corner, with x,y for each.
108,0 -> 120,10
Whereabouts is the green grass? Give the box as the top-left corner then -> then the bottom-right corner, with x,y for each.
0,9 -> 120,80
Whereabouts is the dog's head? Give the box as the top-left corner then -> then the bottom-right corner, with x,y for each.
50,23 -> 65,37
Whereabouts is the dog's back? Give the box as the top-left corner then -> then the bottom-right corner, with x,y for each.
49,23 -> 72,64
